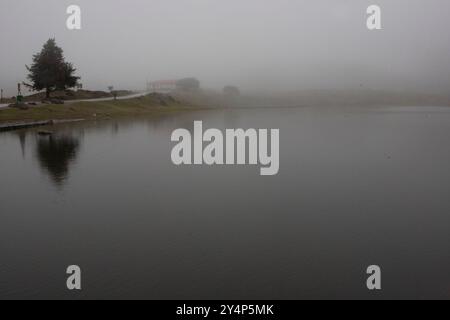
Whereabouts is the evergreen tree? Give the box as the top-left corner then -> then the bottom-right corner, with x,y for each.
25,39 -> 80,99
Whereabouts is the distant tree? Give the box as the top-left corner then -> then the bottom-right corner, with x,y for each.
223,86 -> 241,97
176,78 -> 200,91
24,39 -> 80,99
108,86 -> 118,100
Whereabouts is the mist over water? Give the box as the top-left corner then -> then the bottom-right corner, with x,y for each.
1,0 -> 450,96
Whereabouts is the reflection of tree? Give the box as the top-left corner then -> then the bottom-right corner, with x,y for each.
16,131 -> 26,159
112,122 -> 119,135
36,134 -> 80,186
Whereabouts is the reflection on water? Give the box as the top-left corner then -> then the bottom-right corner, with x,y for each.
18,131 -> 26,158
1,107 -> 450,299
35,133 -> 81,186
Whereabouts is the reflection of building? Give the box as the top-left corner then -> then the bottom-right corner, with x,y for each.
147,80 -> 177,93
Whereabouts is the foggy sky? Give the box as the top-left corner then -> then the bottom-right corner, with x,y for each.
1,0 -> 450,96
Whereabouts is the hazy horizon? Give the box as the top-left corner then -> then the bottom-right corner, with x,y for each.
1,0 -> 450,97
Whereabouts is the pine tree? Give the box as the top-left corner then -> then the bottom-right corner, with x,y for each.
25,39 -> 80,99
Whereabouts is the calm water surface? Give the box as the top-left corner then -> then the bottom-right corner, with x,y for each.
1,106 -> 450,299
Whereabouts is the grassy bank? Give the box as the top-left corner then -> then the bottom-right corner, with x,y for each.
0,94 -> 202,124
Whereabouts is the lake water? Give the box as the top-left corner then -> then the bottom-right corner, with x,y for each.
1,106 -> 450,299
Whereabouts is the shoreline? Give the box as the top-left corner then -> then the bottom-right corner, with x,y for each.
3,92 -> 450,132
0,119 -> 87,132
0,94 -> 207,131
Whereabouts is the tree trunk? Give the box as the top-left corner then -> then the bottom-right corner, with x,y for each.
46,88 -> 50,99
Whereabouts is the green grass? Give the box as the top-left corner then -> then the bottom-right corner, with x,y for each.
0,95 -> 203,124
